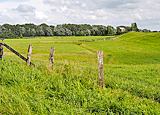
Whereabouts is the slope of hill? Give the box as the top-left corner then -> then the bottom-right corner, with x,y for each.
83,32 -> 160,64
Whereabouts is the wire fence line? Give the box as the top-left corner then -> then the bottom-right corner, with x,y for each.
105,73 -> 160,88
104,66 -> 160,79
115,57 -> 160,64
32,55 -> 160,88
51,52 -> 160,99
5,50 -> 159,77
2,42 -> 160,98
8,51 -> 160,65
105,80 -> 159,95
55,50 -> 97,56
30,54 -> 160,99
4,43 -> 160,65
55,57 -> 97,66
30,53 -> 160,80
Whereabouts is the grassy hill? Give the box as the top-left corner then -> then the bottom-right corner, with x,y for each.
0,32 -> 160,114
83,32 -> 160,64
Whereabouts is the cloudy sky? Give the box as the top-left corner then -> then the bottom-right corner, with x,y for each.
0,0 -> 160,30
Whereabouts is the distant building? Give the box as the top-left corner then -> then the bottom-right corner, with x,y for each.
117,27 -> 125,32
119,27 -> 125,32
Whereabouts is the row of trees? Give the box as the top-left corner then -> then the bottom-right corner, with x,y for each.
0,23 -> 117,39
0,23 -> 55,39
0,23 -> 151,39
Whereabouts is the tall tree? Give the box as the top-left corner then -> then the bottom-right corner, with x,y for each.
131,22 -> 139,31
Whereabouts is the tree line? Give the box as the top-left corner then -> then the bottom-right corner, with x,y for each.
0,23 -> 151,39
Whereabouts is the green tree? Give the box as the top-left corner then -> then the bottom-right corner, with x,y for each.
107,25 -> 114,35
30,28 -> 36,36
46,27 -> 53,36
131,22 -> 139,31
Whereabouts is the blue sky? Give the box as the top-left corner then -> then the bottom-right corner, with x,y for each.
0,0 -> 160,31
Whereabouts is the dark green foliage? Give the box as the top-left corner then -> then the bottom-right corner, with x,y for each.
131,22 -> 139,31
0,23 -> 116,38
0,22 -> 154,39
141,29 -> 151,33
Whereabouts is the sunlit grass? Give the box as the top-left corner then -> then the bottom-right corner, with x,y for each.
1,33 -> 160,114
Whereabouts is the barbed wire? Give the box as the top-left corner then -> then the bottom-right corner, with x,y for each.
55,57 -> 97,66
104,66 -> 160,79
114,57 -> 160,64
105,72 -> 160,88
55,50 -> 97,56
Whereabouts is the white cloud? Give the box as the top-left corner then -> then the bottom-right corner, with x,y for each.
15,4 -> 36,12
61,6 -> 67,12
35,11 -> 48,20
0,0 -> 159,30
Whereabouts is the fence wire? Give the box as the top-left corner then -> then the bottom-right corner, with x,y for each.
104,66 -> 160,79
105,73 -> 160,88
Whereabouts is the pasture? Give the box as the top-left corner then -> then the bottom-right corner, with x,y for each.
0,32 -> 160,114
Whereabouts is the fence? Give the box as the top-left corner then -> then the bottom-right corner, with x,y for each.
0,39 -> 160,103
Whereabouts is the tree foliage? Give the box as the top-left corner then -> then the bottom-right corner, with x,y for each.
0,22 -> 149,39
131,23 -> 139,31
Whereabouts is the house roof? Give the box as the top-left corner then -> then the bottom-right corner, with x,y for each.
119,27 -> 125,30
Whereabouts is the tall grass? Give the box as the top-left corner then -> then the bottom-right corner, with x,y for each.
1,59 -> 160,114
1,33 -> 160,114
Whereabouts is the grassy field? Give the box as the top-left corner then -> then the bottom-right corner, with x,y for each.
0,33 -> 160,114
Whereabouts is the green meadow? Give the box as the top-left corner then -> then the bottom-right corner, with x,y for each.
0,32 -> 160,114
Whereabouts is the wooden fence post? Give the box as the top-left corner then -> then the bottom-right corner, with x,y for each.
97,51 -> 104,87
49,47 -> 55,70
2,47 -> 5,61
0,42 -> 4,60
26,45 -> 33,66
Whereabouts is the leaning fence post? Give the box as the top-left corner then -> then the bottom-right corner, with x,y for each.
97,51 -> 104,87
26,45 -> 33,66
49,47 -> 55,70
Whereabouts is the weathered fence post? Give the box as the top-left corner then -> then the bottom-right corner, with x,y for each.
49,47 -> 55,70
97,51 -> 104,87
26,45 -> 33,66
2,47 -> 5,61
0,42 -> 4,60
